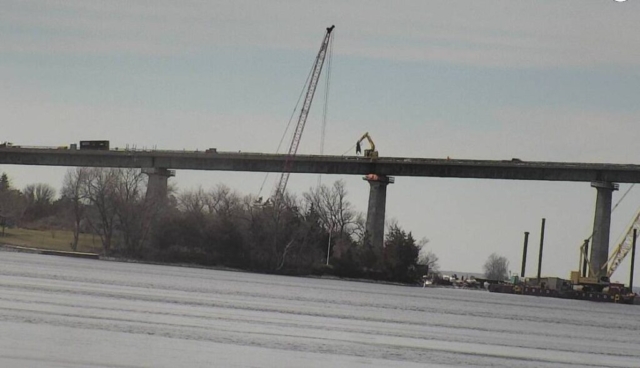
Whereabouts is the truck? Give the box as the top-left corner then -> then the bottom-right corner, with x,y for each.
79,140 -> 109,150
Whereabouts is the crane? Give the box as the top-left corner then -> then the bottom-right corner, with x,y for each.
355,132 -> 378,158
606,207 -> 640,278
273,25 -> 335,201
575,182 -> 639,279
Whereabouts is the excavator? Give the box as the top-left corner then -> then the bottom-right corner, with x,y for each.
356,133 -> 393,184
355,132 -> 378,158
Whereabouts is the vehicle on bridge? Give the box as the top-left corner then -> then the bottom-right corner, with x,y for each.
355,132 -> 378,158
79,140 -> 109,150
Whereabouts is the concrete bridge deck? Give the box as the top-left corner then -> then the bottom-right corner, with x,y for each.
2,147 -> 640,183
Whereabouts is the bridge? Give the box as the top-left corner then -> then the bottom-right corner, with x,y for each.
1,146 -> 636,278
3,147 -> 640,181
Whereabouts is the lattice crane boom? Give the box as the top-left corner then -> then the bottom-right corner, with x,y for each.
607,207 -> 640,278
274,25 -> 335,200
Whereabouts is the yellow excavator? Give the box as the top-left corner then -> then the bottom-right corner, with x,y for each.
355,132 -> 378,158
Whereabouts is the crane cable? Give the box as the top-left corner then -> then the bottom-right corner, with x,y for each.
257,54 -> 317,198
612,184 -> 635,214
340,143 -> 357,156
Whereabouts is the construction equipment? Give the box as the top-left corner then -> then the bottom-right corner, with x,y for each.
571,204 -> 640,286
606,207 -> 640,278
355,132 -> 378,158
273,25 -> 335,201
79,140 -> 109,150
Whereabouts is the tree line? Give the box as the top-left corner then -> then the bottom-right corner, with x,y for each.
0,169 -> 441,284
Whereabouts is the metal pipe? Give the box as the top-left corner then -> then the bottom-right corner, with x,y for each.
521,232 -> 529,277
326,230 -> 332,266
582,239 -> 589,278
537,218 -> 546,281
630,228 -> 637,290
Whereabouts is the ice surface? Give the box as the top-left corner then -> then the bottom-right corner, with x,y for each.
0,251 -> 639,367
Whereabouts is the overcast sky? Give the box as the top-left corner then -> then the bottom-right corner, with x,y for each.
2,0 -> 640,284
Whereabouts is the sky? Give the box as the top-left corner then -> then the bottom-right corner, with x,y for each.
2,0 -> 640,284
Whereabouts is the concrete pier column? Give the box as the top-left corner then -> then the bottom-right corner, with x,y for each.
364,174 -> 394,252
589,181 -> 618,278
143,168 -> 175,205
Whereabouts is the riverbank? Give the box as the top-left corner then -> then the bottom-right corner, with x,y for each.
0,243 -> 423,289
0,227 -> 425,285
0,227 -> 100,253
0,243 -> 99,259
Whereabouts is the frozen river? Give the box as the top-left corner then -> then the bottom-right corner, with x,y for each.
0,251 -> 639,367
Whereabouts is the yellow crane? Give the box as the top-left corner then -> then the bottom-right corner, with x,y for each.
606,206 -> 640,278
355,132 -> 378,158
572,205 -> 640,286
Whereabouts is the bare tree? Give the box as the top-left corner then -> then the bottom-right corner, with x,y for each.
304,180 -> 356,237
179,185 -> 240,218
268,193 -> 301,271
240,192 -> 302,270
178,188 -> 208,216
80,168 -> 161,255
0,188 -> 26,236
206,184 -> 241,217
417,238 -> 439,274
177,188 -> 209,252
82,168 -> 119,254
483,253 -> 509,280
23,183 -> 56,205
62,168 -> 90,250
351,213 -> 366,243
113,168 -> 151,256
22,183 -> 56,222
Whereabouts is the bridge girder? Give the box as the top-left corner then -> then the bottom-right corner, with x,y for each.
2,149 -> 640,183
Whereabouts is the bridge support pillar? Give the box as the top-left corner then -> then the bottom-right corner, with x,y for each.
364,174 -> 394,253
589,181 -> 618,278
143,168 -> 175,205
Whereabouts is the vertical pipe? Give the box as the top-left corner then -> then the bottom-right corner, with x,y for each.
537,218 -> 546,282
578,242 -> 582,277
582,240 -> 589,278
326,230 -> 332,266
630,229 -> 637,290
521,232 -> 529,277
